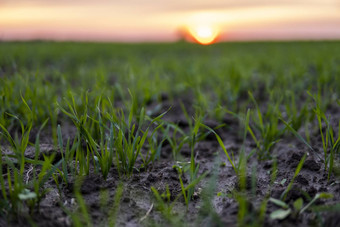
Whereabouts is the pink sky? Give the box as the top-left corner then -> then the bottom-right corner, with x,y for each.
0,0 -> 339,42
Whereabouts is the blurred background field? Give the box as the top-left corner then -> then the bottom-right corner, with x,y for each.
1,41 -> 340,128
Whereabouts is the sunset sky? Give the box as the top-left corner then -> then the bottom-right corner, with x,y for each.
1,0 -> 340,43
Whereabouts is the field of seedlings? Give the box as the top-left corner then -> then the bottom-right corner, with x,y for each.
1,41 -> 340,226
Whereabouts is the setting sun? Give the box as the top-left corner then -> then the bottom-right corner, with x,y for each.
188,25 -> 220,45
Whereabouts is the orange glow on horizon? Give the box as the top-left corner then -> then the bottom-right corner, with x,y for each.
187,25 -> 220,45
0,2 -> 340,42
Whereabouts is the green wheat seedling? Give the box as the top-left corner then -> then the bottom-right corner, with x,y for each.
27,118 -> 52,212
1,157 -> 27,216
222,109 -> 269,227
111,107 -> 144,176
235,109 -> 251,226
199,123 -> 237,173
201,109 -> 251,175
280,118 -> 322,160
107,182 -> 124,227
151,181 -> 204,225
0,116 -> 62,216
187,113 -> 204,205
57,92 -> 96,176
280,152 -> 307,201
0,95 -> 33,175
175,105 -> 234,206
57,92 -> 116,177
151,185 -> 182,224
309,200 -> 340,215
86,98 -> 116,179
69,177 -> 92,227
284,91 -> 311,133
313,102 -> 340,180
281,104 -> 340,180
269,192 -> 333,220
109,107 -> 167,176
0,150 -> 61,217
58,92 -> 118,178
0,97 -> 34,215
59,91 -> 168,178
142,123 -> 166,169
248,91 -> 284,160
57,124 -> 69,184
171,111 -> 209,207
97,94 -> 169,177
162,122 -> 188,161
138,109 -> 170,169
27,152 -> 62,214
173,163 -> 207,207
0,149 -> 7,210
196,158 -> 223,226
299,192 -> 333,214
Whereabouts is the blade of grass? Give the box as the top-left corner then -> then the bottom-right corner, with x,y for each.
281,152 -> 307,201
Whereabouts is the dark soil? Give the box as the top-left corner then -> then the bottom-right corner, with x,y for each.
1,100 -> 340,227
